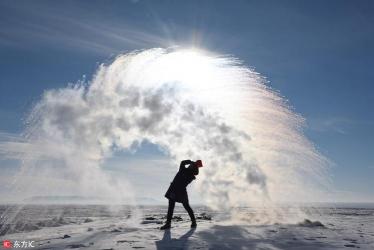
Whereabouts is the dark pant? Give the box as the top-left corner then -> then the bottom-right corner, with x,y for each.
166,199 -> 196,224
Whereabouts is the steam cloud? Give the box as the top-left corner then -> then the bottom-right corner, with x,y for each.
1,48 -> 328,216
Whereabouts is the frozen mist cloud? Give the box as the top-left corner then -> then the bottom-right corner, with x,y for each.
0,48 -> 329,223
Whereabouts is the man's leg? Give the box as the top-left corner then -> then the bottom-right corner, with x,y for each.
160,199 -> 175,230
166,199 -> 175,223
182,202 -> 197,228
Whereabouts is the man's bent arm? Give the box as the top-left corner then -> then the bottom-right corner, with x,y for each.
179,160 -> 192,170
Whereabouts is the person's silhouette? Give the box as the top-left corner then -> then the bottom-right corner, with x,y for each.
160,159 -> 203,230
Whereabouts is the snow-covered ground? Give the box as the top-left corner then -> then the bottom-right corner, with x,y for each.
1,205 -> 373,249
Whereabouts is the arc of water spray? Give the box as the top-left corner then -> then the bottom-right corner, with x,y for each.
0,48 -> 329,228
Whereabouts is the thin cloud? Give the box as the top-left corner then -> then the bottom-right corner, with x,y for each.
0,1 -> 172,55
307,116 -> 374,135
307,117 -> 355,134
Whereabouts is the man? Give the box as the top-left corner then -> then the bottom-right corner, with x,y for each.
160,159 -> 203,230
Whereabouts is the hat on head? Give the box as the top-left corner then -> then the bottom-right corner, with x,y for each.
196,160 -> 203,168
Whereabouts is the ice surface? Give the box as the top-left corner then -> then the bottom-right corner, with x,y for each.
0,204 -> 373,249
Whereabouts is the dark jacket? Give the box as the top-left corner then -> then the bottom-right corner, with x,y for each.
165,160 -> 199,203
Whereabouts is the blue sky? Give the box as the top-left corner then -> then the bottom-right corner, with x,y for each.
0,0 -> 373,202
